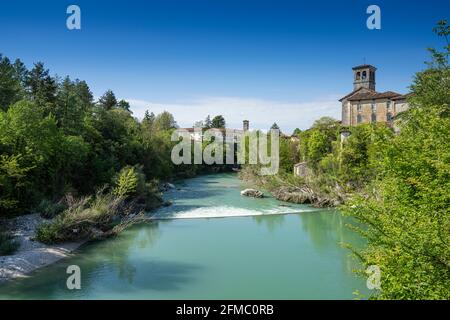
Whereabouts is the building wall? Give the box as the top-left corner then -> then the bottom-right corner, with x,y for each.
294,162 -> 309,177
394,100 -> 409,114
342,101 -> 350,126
343,98 -> 404,126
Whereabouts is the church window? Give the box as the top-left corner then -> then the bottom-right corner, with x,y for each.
371,113 -> 377,123
357,103 -> 362,112
357,114 -> 362,124
371,101 -> 376,112
387,100 -> 391,111
362,71 -> 367,80
387,112 -> 393,122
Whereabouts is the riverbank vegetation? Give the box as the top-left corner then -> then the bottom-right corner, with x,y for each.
0,230 -> 19,256
345,21 -> 449,299
35,189 -> 146,244
241,21 -> 450,299
0,16 -> 448,299
240,120 -> 393,206
0,50 -> 238,251
0,54 -> 204,250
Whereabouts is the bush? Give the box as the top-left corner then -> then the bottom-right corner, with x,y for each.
113,166 -> 145,198
0,231 -> 19,256
36,199 -> 67,219
113,166 -> 163,211
36,189 -> 144,244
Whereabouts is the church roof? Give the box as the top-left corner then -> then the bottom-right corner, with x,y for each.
347,90 -> 401,101
340,88 -> 404,102
339,87 -> 366,101
391,93 -> 413,101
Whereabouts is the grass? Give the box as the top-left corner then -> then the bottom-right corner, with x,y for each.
36,189 -> 146,244
36,199 -> 68,219
0,231 -> 19,256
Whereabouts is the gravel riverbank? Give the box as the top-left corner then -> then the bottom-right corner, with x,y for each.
0,214 -> 84,283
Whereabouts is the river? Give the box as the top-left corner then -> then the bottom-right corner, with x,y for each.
0,173 -> 369,299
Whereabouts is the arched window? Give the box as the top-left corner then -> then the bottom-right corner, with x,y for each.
357,103 -> 362,112
357,114 -> 362,124
362,71 -> 367,80
371,113 -> 377,123
356,72 -> 361,80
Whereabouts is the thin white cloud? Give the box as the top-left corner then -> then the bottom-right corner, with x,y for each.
126,95 -> 342,133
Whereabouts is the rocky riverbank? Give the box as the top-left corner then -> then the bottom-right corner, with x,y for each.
271,185 -> 344,207
0,180 -> 177,283
0,214 -> 84,283
238,167 -> 347,208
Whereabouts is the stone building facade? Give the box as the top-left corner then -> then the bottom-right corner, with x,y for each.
181,120 -> 248,142
340,65 -> 410,126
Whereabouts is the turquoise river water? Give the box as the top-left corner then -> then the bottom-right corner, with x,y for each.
0,173 -> 369,299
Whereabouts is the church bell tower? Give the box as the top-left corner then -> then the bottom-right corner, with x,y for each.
353,65 -> 376,91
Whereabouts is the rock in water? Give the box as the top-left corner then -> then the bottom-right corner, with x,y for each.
159,182 -> 176,192
240,189 -> 264,198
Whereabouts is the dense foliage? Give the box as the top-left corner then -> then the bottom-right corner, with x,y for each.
344,21 -> 450,299
243,21 -> 449,299
0,55 -> 193,218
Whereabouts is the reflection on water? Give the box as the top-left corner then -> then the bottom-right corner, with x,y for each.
0,173 -> 369,299
252,213 -> 286,232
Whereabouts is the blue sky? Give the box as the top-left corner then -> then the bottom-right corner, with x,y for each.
0,0 -> 448,131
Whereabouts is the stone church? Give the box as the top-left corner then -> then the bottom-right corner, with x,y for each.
340,65 -> 410,126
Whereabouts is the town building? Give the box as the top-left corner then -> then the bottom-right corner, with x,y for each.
340,65 -> 411,126
181,120 -> 248,143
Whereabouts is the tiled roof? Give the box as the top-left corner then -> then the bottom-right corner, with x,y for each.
339,87 -> 366,101
340,88 -> 405,102
346,90 -> 402,101
391,93 -> 413,101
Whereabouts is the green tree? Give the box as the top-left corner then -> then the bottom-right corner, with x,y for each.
142,110 -> 155,133
25,62 -> 57,109
292,128 -> 301,136
0,100 -> 68,212
211,115 -> 225,128
117,99 -> 131,112
154,111 -> 177,131
278,137 -> 297,173
114,166 -> 140,198
55,76 -> 88,134
0,55 -> 23,111
98,90 -> 118,110
73,79 -> 94,111
204,115 -> 212,129
12,59 -> 28,88
344,21 -> 450,299
0,53 -> 187,219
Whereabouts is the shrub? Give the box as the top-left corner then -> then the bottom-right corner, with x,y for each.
36,189 -> 144,244
36,199 -> 67,219
113,166 -> 145,198
113,166 -> 163,211
0,231 -> 19,256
